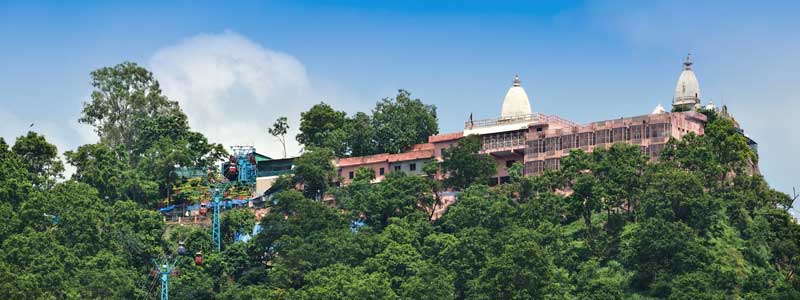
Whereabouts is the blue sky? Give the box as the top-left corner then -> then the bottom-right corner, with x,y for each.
1,1 -> 798,202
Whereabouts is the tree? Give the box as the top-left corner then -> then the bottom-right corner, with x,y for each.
296,102 -> 348,156
221,208 -> 256,245
12,131 -> 64,189
77,62 -> 226,205
440,135 -> 496,189
269,117 -> 290,158
466,228 -> 559,300
372,90 -> 438,154
80,61 -> 178,150
65,143 -> 157,203
292,147 -> 336,199
345,112 -> 377,157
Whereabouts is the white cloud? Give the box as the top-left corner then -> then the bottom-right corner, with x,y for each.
149,31 -> 313,158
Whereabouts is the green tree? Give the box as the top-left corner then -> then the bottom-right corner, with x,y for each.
12,131 -> 64,189
345,112 -> 377,157
296,102 -> 348,156
440,135 -> 496,189
372,90 -> 438,154
466,228 -> 559,300
221,208 -> 256,245
292,147 -> 335,199
269,116 -> 290,158
80,61 -> 178,150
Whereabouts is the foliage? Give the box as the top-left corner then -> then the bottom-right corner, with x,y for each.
12,131 -> 64,189
2,71 -> 799,300
269,116 -> 290,158
292,147 -> 335,199
440,135 -> 496,189
296,90 -> 438,157
371,89 -> 439,154
75,62 -> 227,206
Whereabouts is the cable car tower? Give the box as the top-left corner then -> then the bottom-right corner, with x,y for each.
152,257 -> 179,300
211,146 -> 257,252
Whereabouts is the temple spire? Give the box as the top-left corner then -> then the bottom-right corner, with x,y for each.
683,53 -> 693,70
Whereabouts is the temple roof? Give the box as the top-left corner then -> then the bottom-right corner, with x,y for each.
501,75 -> 532,118
673,54 -> 701,107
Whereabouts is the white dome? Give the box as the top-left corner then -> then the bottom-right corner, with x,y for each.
501,75 -> 532,118
651,103 -> 667,114
673,54 -> 701,108
704,100 -> 717,111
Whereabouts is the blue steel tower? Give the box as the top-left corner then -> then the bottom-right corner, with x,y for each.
211,146 -> 256,252
153,257 -> 178,300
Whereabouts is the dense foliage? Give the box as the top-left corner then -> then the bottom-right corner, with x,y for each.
1,64 -> 798,299
296,90 -> 439,157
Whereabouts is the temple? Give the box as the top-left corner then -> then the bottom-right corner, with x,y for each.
256,55 -> 755,191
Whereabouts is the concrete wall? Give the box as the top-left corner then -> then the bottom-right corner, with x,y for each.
389,158 -> 430,176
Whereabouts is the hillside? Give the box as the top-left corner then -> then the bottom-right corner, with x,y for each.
1,63 -> 798,300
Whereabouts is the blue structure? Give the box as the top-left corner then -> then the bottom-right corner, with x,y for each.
210,183 -> 230,253
210,146 -> 257,252
152,257 -> 179,300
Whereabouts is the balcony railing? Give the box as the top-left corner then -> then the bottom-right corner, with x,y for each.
465,113 -> 577,130
256,169 -> 293,178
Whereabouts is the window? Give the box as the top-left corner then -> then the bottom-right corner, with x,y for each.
394,165 -> 401,171
595,129 -> 610,144
630,125 -> 643,140
561,134 -> 575,150
612,127 -> 625,142
348,171 -> 354,179
649,123 -> 670,138
525,161 -> 544,175
506,160 -> 516,168
409,163 -> 417,171
379,167 -> 385,175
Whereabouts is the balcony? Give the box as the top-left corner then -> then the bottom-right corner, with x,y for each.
465,113 -> 577,131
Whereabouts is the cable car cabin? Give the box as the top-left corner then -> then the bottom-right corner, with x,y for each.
199,204 -> 208,216
172,268 -> 180,277
177,242 -> 186,256
229,155 -> 237,164
222,162 -> 239,181
150,269 -> 158,278
194,252 -> 204,266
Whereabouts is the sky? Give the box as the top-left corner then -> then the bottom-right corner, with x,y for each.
1,1 -> 798,210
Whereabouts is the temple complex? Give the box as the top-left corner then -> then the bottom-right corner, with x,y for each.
259,55 -> 754,190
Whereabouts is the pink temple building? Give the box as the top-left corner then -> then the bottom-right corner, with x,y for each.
333,55 -> 751,185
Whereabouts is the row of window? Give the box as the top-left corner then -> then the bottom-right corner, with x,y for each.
481,130 -> 526,150
524,143 -> 668,174
345,163 -> 418,179
526,123 -> 671,155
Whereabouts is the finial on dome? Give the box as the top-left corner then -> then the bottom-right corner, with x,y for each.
683,53 -> 693,70
513,74 -> 521,87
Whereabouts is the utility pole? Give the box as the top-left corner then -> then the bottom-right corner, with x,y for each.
152,257 -> 179,300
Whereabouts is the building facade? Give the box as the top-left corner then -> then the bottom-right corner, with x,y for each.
329,56 -> 748,186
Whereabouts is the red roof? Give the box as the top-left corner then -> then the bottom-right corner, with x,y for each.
410,143 -> 435,151
388,149 -> 434,163
336,153 -> 390,167
428,132 -> 463,143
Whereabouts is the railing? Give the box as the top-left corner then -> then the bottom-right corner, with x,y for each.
256,169 -> 293,178
465,113 -> 577,129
